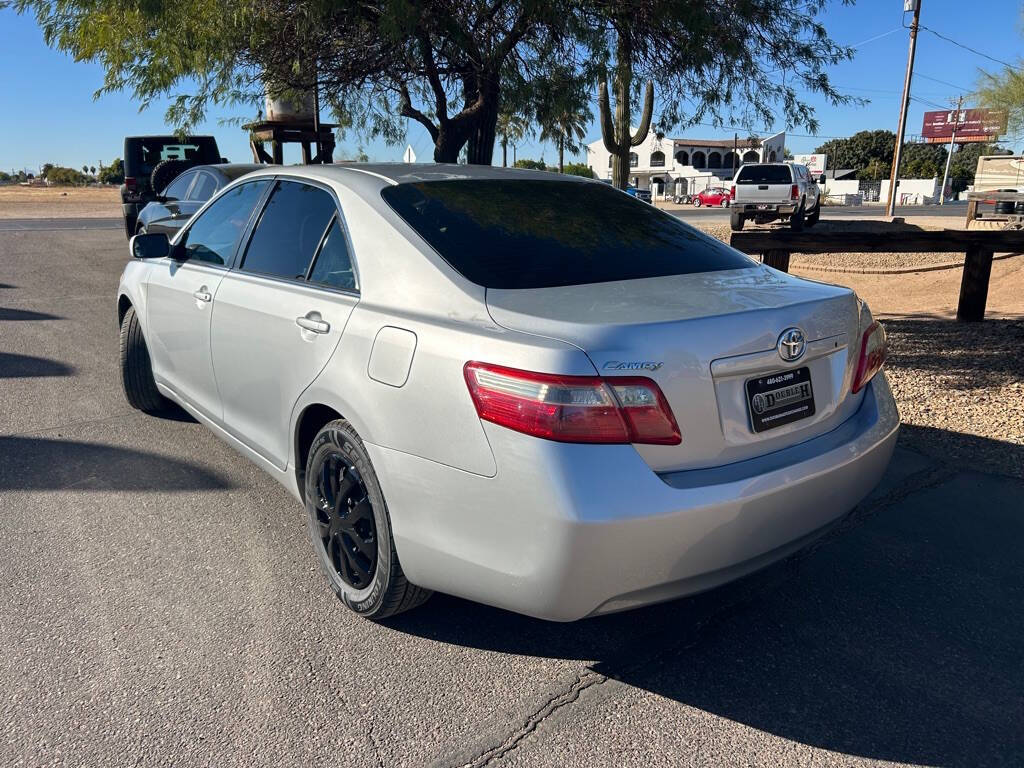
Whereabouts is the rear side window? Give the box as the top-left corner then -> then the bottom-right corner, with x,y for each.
162,171 -> 194,200
181,180 -> 270,266
125,136 -> 220,180
381,180 -> 752,289
188,172 -> 218,202
309,218 -> 357,291
736,165 -> 793,184
241,181 -> 337,281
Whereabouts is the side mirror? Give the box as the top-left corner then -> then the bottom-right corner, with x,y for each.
130,232 -> 171,260
817,174 -> 826,184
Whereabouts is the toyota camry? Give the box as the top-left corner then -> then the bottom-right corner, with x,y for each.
117,164 -> 898,621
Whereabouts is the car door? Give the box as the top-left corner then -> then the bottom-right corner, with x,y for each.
210,179 -> 359,469
146,179 -> 271,421
147,171 -> 197,235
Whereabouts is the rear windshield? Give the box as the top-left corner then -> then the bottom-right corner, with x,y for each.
380,180 -> 753,289
125,137 -> 220,178
736,165 -> 792,184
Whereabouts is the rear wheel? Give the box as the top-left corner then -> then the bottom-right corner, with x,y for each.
720,198 -> 729,208
730,211 -> 745,231
692,198 -> 702,207
305,419 -> 431,620
790,201 -> 805,231
119,305 -> 167,413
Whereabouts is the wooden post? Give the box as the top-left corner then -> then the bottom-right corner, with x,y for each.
272,139 -> 283,165
301,141 -> 311,165
763,250 -> 791,272
957,246 -> 994,321
965,198 -> 978,227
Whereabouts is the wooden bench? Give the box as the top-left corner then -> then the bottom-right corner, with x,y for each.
728,229 -> 1024,321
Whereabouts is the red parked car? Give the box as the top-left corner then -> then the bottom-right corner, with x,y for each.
692,187 -> 732,207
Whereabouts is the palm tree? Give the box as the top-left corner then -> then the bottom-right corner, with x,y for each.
497,109 -> 530,168
90,165 -> 96,176
535,69 -> 592,174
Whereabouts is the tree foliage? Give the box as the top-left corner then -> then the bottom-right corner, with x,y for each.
10,0 -> 856,167
976,65 -> 1024,136
562,162 -> 594,177
98,158 -> 125,184
43,166 -> 88,185
513,158 -> 547,170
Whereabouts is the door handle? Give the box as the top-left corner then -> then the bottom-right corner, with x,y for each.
192,289 -> 212,302
296,315 -> 330,334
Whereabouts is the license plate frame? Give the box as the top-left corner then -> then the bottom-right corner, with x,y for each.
746,366 -> 816,433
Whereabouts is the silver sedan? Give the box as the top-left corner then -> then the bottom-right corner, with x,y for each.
117,164 -> 899,621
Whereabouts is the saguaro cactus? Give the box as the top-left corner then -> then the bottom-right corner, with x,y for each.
599,65 -> 654,190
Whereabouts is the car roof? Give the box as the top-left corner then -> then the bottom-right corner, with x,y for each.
203,163 -> 265,180
230,162 -> 596,197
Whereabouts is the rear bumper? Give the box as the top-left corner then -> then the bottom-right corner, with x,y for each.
121,203 -> 140,237
369,373 -> 899,621
735,203 -> 798,216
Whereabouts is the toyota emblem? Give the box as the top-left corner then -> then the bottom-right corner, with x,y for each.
777,328 -> 806,362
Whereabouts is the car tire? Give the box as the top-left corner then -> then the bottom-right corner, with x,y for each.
721,199 -> 729,208
730,211 -> 744,231
305,419 -> 431,620
119,305 -> 168,413
692,198 -> 702,207
790,201 -> 805,231
805,203 -> 820,227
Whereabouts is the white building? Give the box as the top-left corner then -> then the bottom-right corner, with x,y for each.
586,131 -> 786,197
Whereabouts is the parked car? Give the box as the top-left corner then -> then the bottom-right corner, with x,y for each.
624,185 -> 652,203
120,135 -> 223,237
118,164 -> 898,622
135,164 -> 264,237
730,162 -> 824,231
692,187 -> 732,207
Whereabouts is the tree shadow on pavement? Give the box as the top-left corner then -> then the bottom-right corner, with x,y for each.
0,352 -> 75,378
0,307 -> 62,321
386,428 -> 1024,766
0,436 -> 234,491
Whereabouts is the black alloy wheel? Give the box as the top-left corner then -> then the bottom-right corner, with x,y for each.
313,453 -> 377,589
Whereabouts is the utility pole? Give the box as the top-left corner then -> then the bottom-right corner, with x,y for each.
939,95 -> 964,205
885,0 -> 923,217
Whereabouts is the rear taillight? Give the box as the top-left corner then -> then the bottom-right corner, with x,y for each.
730,185 -> 736,198
791,184 -> 799,200
852,321 -> 888,394
463,362 -> 681,445
125,176 -> 137,191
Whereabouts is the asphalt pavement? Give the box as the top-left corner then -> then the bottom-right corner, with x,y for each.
1,223 -> 1022,767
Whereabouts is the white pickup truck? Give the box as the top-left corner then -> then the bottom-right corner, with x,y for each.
729,163 -> 824,231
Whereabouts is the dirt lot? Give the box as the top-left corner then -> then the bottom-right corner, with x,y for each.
0,186 -> 121,219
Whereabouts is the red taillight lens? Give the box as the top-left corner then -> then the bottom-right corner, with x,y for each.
791,184 -> 799,200
125,176 -> 137,191
730,185 -> 736,198
852,321 -> 888,394
463,362 -> 681,445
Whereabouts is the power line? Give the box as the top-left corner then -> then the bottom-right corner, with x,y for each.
916,72 -> 970,93
850,27 -> 905,49
919,25 -> 1021,71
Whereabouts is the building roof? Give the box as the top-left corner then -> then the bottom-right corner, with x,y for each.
671,138 -> 761,149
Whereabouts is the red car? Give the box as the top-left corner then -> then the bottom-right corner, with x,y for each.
692,187 -> 732,207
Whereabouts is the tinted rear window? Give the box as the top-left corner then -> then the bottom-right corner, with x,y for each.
736,165 -> 792,184
125,137 -> 220,178
380,180 -> 752,289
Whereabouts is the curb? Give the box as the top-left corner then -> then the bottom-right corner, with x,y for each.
787,251 -> 1022,275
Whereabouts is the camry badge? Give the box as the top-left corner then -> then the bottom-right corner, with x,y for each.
777,328 -> 806,362
603,361 -> 664,372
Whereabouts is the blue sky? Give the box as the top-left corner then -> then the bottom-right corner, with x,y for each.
1,0 -> 1021,174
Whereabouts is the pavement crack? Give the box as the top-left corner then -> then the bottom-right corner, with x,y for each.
458,670 -> 608,768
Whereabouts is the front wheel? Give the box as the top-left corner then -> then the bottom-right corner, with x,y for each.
119,305 -> 168,413
305,419 -> 431,620
805,203 -> 820,227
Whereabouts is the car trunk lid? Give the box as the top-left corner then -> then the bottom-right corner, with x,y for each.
485,266 -> 863,473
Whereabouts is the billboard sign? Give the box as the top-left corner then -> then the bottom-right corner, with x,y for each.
793,153 -> 827,175
921,108 -> 1008,141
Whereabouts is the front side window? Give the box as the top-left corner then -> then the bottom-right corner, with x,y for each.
381,179 -> 753,290
240,180 -> 338,281
162,171 -> 195,200
180,180 -> 270,266
188,172 -> 218,202
308,218 -> 357,292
